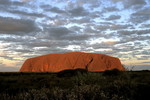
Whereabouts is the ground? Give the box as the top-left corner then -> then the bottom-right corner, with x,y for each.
0,70 -> 150,100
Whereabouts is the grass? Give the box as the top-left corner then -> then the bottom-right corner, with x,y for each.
0,69 -> 150,100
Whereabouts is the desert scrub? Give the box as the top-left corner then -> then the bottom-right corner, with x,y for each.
0,71 -> 150,100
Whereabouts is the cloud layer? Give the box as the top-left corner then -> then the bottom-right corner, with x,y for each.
0,0 -> 150,71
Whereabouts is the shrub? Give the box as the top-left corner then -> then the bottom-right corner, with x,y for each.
57,68 -> 87,77
103,69 -> 122,76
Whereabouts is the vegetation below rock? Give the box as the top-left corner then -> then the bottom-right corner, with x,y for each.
0,69 -> 150,100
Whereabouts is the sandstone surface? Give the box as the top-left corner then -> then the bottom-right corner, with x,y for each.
20,52 -> 125,72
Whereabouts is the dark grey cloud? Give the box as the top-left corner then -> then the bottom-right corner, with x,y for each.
0,36 -> 32,43
83,26 -> 99,33
133,65 -> 150,71
32,46 -> 72,54
13,49 -> 33,53
0,56 -> 13,60
141,51 -> 150,55
117,35 -> 150,46
69,7 -> 89,17
95,24 -> 133,31
40,4 -> 51,9
9,10 -> 45,18
88,11 -> 101,18
91,43 -> 114,50
42,5 -> 66,15
20,40 -> 65,49
137,56 -> 150,60
140,24 -> 150,28
123,0 -> 146,8
69,26 -> 82,32
94,25 -> 109,31
17,40 -> 80,56
66,0 -> 101,9
49,7 -> 66,14
104,6 -> 119,12
0,44 -> 33,55
0,17 -> 38,34
0,0 -> 24,11
0,0 -> 10,5
47,27 -> 73,38
130,7 -> 150,23
110,0 -> 148,12
106,15 -> 121,20
142,62 -> 150,64
62,34 -> 94,41
109,24 -> 134,30
0,0 -> 22,5
118,29 -> 150,35
132,7 -> 150,16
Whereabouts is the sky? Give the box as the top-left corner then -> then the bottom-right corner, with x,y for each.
0,0 -> 150,72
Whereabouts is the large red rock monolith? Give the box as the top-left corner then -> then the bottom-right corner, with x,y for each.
20,52 -> 125,72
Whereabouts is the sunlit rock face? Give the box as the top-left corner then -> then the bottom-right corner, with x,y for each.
20,52 -> 125,72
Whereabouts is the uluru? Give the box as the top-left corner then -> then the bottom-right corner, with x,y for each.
20,52 -> 125,72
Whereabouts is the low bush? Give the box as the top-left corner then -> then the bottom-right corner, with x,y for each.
102,69 -> 122,76
0,70 -> 149,100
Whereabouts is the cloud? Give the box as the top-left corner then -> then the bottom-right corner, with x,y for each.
13,49 -> 33,53
0,55 -> 13,60
9,10 -> 45,18
0,66 -> 19,72
133,65 -> 150,70
0,0 -> 24,9
95,24 -> 133,31
0,17 -> 38,34
0,0 -> 150,71
0,0 -> 11,5
61,34 -> 94,41
102,41 -> 118,45
69,7 -> 89,17
48,19 -> 69,26
49,7 -> 66,14
111,0 -> 147,9
141,51 -> 150,55
132,7 -> 150,16
142,61 -> 150,64
47,27 -> 73,38
21,0 -> 32,2
118,29 -> 150,35
106,15 -> 121,20
104,6 -> 119,12
140,24 -> 150,28
70,17 -> 92,24
123,0 -> 146,8
137,56 -> 150,60
130,7 -> 150,23
83,26 -> 99,33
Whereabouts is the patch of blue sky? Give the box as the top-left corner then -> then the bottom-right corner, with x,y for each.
0,12 -> 20,19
